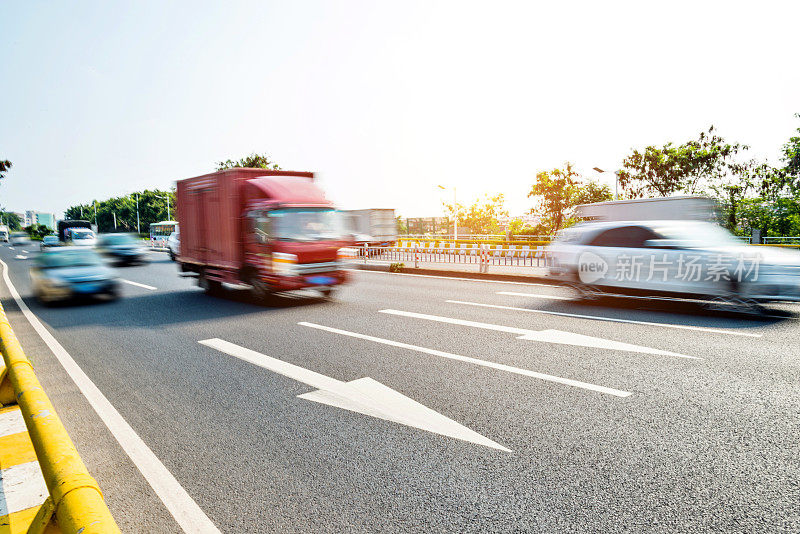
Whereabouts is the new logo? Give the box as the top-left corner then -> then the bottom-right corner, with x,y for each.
578,252 -> 608,284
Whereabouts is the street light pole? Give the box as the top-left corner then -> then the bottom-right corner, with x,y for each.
592,167 -> 620,201
135,193 -> 140,233
437,185 -> 458,240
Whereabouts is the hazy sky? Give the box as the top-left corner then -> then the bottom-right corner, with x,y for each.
1,0 -> 798,218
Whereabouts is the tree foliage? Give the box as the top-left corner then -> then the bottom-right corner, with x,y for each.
618,126 -> 747,198
216,153 -> 281,171
0,211 -> 22,230
442,193 -> 508,235
0,159 -> 11,181
782,113 -> 800,177
527,164 -> 611,233
24,223 -> 53,240
64,189 -> 175,234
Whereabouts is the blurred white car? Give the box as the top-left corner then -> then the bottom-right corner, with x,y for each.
546,220 -> 800,305
167,230 -> 179,261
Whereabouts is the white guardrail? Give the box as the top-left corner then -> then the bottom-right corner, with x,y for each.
344,243 -> 553,273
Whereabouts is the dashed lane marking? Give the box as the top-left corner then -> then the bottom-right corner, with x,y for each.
119,279 -> 157,290
299,322 -> 632,397
497,291 -> 570,300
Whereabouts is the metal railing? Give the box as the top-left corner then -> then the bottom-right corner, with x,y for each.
344,244 -> 553,272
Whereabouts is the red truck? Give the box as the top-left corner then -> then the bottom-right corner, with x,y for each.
176,168 -> 351,298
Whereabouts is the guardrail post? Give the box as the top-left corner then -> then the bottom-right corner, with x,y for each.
414,245 -> 419,268
363,243 -> 368,264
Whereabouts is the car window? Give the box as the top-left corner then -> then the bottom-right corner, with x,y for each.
588,226 -> 661,248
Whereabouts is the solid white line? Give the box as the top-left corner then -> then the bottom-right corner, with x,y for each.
497,291 -> 570,300
461,299 -> 762,338
0,407 -> 27,437
352,269 -> 553,287
298,322 -> 632,397
120,279 -> 157,290
0,258 -> 220,533
0,461 -> 48,516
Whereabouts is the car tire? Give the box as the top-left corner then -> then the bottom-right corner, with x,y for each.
169,250 -> 176,261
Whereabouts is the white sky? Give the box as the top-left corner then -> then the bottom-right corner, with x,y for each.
1,0 -> 798,218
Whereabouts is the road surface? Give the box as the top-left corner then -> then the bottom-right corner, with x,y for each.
1,244 -> 798,533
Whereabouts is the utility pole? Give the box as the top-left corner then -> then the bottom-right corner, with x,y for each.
135,193 -> 140,233
113,212 -> 117,230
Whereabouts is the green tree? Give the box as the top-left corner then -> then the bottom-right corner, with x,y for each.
528,162 -> 581,232
618,126 -> 747,198
24,223 -> 52,240
216,153 -> 281,171
782,112 -> 800,178
64,189 -> 175,233
0,160 -> 11,180
0,211 -> 22,230
442,193 -> 508,235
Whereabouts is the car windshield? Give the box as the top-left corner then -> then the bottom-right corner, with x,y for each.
101,234 -> 135,245
653,222 -> 741,247
266,208 -> 345,242
38,249 -> 103,269
72,231 -> 94,240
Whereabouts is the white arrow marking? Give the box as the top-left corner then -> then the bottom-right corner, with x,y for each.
379,309 -> 698,359
299,322 -> 632,397
199,338 -> 510,452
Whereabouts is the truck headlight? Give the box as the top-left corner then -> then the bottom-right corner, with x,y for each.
272,253 -> 298,275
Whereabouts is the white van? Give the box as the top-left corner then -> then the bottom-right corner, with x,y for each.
67,227 -> 98,247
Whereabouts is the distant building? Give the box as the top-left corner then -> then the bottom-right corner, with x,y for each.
24,211 -> 57,230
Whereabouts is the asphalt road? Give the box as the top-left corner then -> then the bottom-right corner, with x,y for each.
1,243 -> 798,533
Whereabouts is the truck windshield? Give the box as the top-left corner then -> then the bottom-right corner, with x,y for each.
267,208 -> 344,242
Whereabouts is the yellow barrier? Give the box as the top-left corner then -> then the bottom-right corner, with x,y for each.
0,302 -> 121,534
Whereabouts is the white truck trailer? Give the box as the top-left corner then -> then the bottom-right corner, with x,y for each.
575,196 -> 718,222
343,209 -> 398,246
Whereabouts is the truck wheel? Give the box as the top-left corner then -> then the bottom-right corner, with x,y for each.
320,287 -> 337,299
199,270 -> 222,295
248,274 -> 271,301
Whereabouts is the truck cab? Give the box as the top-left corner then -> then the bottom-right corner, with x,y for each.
176,169 -> 352,299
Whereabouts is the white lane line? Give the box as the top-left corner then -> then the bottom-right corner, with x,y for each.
0,258 -> 220,533
497,291 -> 570,301
14,255 -> 28,260
379,309 -> 697,359
120,279 -> 157,291
299,322 -> 632,397
21,250 -> 29,254
0,408 -> 28,438
0,461 -> 48,516
199,338 -> 510,451
461,299 -> 762,338
352,269 -> 553,287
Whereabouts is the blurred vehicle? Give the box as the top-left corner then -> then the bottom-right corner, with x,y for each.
176,168 -> 351,298
150,221 -> 177,249
547,220 -> 800,306
167,229 -> 179,261
57,219 -> 94,241
0,225 -> 9,242
342,209 -> 397,246
30,247 -> 118,303
40,235 -> 60,250
10,232 -> 28,245
96,233 -> 149,265
66,227 -> 97,247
